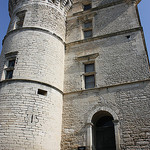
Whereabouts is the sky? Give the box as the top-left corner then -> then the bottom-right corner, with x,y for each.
0,0 -> 150,59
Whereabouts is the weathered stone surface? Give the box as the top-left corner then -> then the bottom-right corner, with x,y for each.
0,31 -> 65,91
0,81 -> 63,150
62,81 -> 150,149
64,30 -> 150,92
0,0 -> 149,150
62,0 -> 150,149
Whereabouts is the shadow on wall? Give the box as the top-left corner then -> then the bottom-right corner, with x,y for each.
94,2 -> 129,36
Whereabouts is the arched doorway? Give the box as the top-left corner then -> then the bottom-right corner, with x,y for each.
92,111 -> 116,150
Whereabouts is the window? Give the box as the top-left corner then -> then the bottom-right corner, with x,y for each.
15,10 -> 26,29
38,89 -> 47,96
85,75 -> 95,89
5,59 -> 16,79
84,30 -> 92,39
8,59 -> 15,67
4,51 -> 18,80
84,63 -> 95,89
84,21 -> 92,29
83,4 -> 91,11
85,63 -> 94,72
83,20 -> 93,39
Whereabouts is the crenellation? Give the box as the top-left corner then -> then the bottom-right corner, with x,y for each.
9,0 -> 73,17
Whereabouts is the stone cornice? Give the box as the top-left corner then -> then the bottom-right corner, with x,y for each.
0,79 -> 63,94
64,78 -> 150,95
66,27 -> 142,46
2,27 -> 65,46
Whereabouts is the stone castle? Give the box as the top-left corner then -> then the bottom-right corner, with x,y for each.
0,0 -> 150,149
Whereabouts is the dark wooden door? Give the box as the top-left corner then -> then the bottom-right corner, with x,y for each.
96,126 -> 116,150
94,116 -> 116,150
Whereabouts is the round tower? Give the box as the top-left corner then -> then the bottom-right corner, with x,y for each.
0,0 -> 72,149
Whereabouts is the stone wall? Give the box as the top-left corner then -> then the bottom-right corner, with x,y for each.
0,30 -> 64,91
0,0 -> 71,149
64,30 -> 150,93
66,2 -> 140,43
62,0 -> 150,150
61,80 -> 150,150
0,0 -> 149,149
0,81 -> 63,150
8,4 -> 66,40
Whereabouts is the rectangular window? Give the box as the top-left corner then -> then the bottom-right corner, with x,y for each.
38,89 -> 47,96
84,30 -> 92,39
16,11 -> 26,29
4,51 -> 18,80
84,63 -> 95,89
83,20 -> 93,39
5,59 -> 16,79
83,4 -> 91,11
84,21 -> 92,29
85,75 -> 95,89
8,59 -> 15,68
85,63 -> 94,73
6,70 -> 13,79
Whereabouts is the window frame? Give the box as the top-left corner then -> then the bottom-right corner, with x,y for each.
83,29 -> 93,39
85,63 -> 95,73
83,3 -> 92,11
83,62 -> 96,89
84,75 -> 95,89
2,51 -> 18,80
83,20 -> 93,39
84,21 -> 92,29
5,58 -> 16,80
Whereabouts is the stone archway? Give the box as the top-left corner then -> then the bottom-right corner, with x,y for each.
86,107 -> 120,150
92,111 -> 116,150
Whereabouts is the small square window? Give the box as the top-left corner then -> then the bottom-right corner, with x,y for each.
5,59 -> 16,80
85,63 -> 94,73
6,70 -> 13,79
16,20 -> 24,28
38,89 -> 47,96
84,4 -> 91,11
85,75 -> 95,89
84,30 -> 92,39
8,59 -> 15,68
84,21 -> 92,29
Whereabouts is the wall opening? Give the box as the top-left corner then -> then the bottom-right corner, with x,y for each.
38,89 -> 47,96
92,111 -> 116,150
15,10 -> 26,29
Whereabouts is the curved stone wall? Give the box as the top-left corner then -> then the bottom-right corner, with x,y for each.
0,30 -> 64,91
0,0 -> 73,149
7,2 -> 66,40
0,81 -> 63,150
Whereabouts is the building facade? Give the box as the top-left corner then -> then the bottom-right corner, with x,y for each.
0,0 -> 150,150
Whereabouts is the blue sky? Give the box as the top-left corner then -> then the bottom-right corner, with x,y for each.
0,0 -> 150,59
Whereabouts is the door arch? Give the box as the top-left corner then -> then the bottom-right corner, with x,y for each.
92,111 -> 116,150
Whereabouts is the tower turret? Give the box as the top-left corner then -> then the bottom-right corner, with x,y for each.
0,0 -> 72,149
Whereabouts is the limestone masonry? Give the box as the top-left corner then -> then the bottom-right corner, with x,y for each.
0,0 -> 150,150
